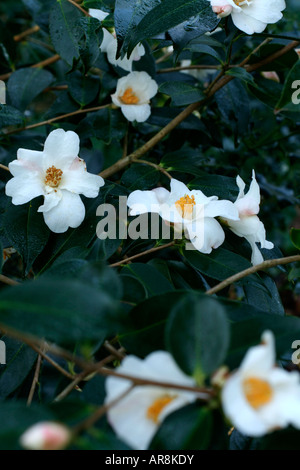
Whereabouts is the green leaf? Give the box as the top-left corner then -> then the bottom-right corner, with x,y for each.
276,60 -> 300,111
166,294 -> 230,380
225,67 -> 256,86
7,68 -> 54,111
0,336 -> 37,399
0,278 -> 118,346
150,404 -> 213,450
0,105 -> 24,130
3,198 -> 50,275
49,0 -> 83,65
290,228 -> 300,250
159,82 -> 204,106
115,0 -> 214,57
67,71 -> 100,106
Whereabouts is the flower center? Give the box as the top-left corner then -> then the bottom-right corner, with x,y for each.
146,395 -> 176,423
175,194 -> 196,218
44,166 -> 63,188
243,377 -> 273,409
120,87 -> 139,105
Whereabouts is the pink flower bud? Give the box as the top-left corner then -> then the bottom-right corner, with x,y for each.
212,5 -> 233,17
20,422 -> 71,450
261,71 -> 280,83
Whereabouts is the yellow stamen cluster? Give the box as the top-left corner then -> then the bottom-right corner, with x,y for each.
147,395 -> 175,423
175,194 -> 196,217
44,166 -> 63,188
120,87 -> 139,105
243,377 -> 273,409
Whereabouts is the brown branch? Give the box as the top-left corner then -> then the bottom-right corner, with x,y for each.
67,0 -> 91,16
0,55 -> 61,81
27,353 -> 43,406
133,158 -> 172,180
157,65 -> 220,74
0,274 -> 20,286
4,104 -> 112,136
109,241 -> 176,268
13,26 -> 41,42
206,255 -> 300,296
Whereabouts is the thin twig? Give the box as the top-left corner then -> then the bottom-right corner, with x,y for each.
0,274 -> 20,286
206,255 -> 300,296
157,65 -> 220,74
109,241 -> 176,268
0,55 -> 61,81
133,158 -> 172,180
4,104 -> 112,136
27,354 -> 43,406
13,25 -> 41,42
67,0 -> 91,16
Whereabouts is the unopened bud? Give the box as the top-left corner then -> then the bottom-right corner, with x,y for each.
20,422 -> 71,450
212,5 -> 233,17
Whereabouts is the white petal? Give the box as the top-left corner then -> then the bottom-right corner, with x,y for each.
43,190 -> 85,233
187,217 -> 225,254
170,178 -> 190,200
121,104 -> 151,122
204,199 -> 239,220
61,167 -> 104,198
127,190 -> 161,216
89,8 -> 109,22
43,129 -> 80,170
38,191 -> 62,213
100,28 -> 115,53
5,175 -> 44,205
107,41 -> 133,72
231,10 -> 267,34
240,330 -> 275,377
243,0 -> 285,24
221,372 -> 270,437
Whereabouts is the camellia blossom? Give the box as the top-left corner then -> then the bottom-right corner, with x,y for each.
19,422 -> 71,450
222,331 -> 300,437
105,351 -> 199,450
112,71 -> 158,122
127,178 -> 239,254
208,0 -> 286,35
222,170 -> 273,265
5,129 -> 104,233
89,9 -> 145,72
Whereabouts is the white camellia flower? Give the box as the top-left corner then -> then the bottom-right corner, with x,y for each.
208,0 -> 286,35
222,331 -> 300,437
5,129 -> 105,233
105,351 -> 200,450
112,71 -> 158,122
89,9 -> 145,72
20,422 -> 71,450
222,170 -> 273,265
127,178 -> 239,254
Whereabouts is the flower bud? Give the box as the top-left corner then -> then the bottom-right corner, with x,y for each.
20,422 -> 71,450
212,5 -> 233,17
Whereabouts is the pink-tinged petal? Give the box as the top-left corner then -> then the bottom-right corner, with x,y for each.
43,129 -> 80,170
38,191 -> 62,213
5,175 -> 44,205
60,167 -> 104,198
42,190 -> 85,233
235,171 -> 260,216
